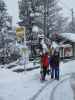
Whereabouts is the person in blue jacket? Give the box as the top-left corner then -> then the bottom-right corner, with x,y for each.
50,48 -> 60,80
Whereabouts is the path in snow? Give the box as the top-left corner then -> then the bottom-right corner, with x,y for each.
0,60 -> 75,100
29,72 -> 75,100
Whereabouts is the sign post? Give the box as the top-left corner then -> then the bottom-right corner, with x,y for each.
16,27 -> 28,73
20,46 -> 29,73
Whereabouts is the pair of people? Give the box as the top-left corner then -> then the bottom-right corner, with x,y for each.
40,48 -> 60,81
50,49 -> 60,80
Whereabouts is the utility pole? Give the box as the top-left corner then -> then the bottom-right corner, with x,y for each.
47,0 -> 50,38
44,0 -> 47,37
71,8 -> 74,33
1,29 -> 5,64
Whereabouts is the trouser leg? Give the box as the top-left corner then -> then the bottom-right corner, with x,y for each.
51,68 -> 54,79
55,67 -> 59,80
41,66 -> 46,80
42,67 -> 47,80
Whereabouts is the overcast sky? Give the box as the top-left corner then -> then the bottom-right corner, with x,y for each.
4,0 -> 19,26
4,0 -> 75,26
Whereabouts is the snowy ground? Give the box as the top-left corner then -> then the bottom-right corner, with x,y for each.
0,60 -> 75,100
0,59 -> 40,72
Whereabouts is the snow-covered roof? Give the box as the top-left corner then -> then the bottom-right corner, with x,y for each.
59,33 -> 75,42
51,42 -> 72,48
59,44 -> 72,48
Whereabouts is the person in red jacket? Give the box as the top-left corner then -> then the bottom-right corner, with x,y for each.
40,51 -> 49,81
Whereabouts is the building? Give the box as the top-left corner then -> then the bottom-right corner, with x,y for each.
58,33 -> 75,58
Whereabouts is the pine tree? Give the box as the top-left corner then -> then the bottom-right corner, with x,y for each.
0,0 -> 7,32
18,0 -> 67,38
33,0 -> 62,36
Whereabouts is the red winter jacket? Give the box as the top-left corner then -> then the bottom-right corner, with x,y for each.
41,53 -> 49,69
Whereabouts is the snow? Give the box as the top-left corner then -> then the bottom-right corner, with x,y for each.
60,60 -> 75,76
53,80 -> 73,100
15,43 -> 27,49
38,34 -> 44,38
59,44 -> 72,48
9,62 -> 40,71
30,12 -> 41,17
0,68 -> 44,100
35,12 -> 41,16
40,39 -> 48,53
30,13 -> 35,17
59,33 -> 75,42
32,25 -> 39,33
0,60 -> 75,100
51,41 -> 59,49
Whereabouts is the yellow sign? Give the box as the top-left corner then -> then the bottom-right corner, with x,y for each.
16,27 -> 26,42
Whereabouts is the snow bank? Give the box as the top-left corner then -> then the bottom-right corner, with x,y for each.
60,60 -> 75,76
